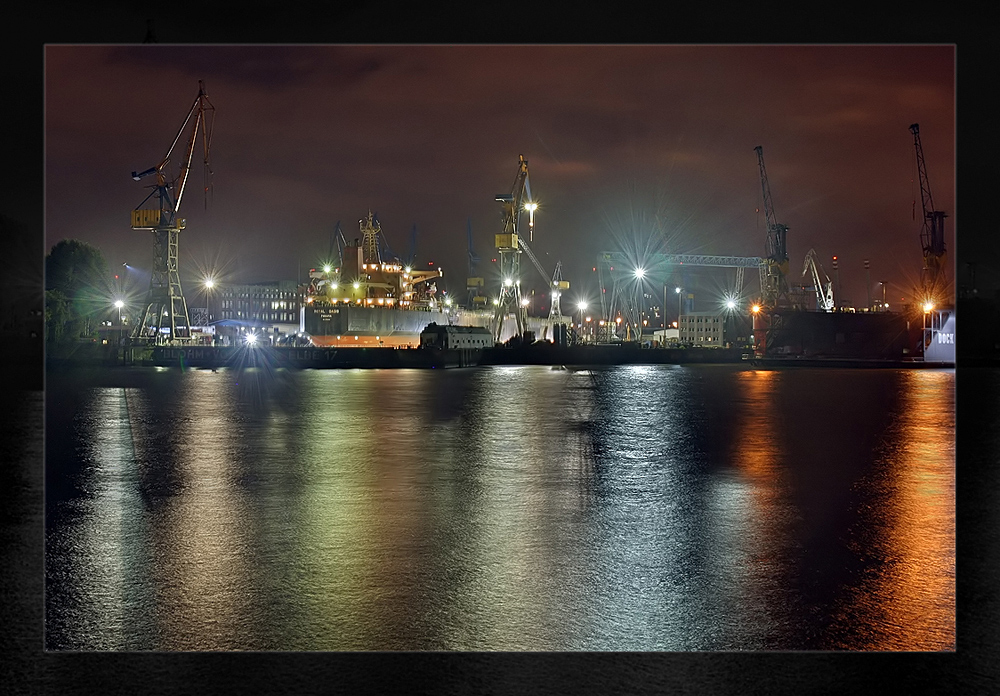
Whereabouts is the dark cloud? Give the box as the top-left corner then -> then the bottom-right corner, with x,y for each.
45,45 -> 956,306
104,45 -> 385,89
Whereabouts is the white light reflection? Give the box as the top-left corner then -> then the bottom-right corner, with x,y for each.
60,387 -> 156,649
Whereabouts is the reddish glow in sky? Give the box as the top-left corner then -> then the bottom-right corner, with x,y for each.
45,45 -> 954,308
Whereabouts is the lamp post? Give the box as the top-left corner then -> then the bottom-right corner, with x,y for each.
578,301 -> 587,345
663,284 -> 667,330
113,299 -> 125,361
675,287 -> 683,336
633,268 -> 645,341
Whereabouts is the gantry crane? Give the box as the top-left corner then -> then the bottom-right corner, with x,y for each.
802,249 -> 834,312
755,146 -> 790,308
131,81 -> 215,343
909,123 -> 948,303
492,155 -> 531,341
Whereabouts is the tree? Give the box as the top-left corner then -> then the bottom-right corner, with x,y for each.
45,239 -> 111,342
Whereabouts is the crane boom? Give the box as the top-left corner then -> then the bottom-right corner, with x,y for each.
755,146 -> 790,307
802,249 -> 834,312
518,237 -> 550,286
909,123 -> 948,300
496,155 -> 530,236
131,80 -> 215,223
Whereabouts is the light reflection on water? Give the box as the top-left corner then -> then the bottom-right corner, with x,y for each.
45,365 -> 955,651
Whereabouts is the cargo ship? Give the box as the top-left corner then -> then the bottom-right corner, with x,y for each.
301,211 -> 562,348
750,305 -> 954,366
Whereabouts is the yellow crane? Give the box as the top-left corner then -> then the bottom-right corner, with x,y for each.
130,81 -> 215,342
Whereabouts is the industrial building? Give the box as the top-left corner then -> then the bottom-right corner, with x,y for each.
420,323 -> 493,350
679,312 -> 728,345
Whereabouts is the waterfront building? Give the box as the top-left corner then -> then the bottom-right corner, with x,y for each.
679,311 -> 729,345
215,280 -> 303,343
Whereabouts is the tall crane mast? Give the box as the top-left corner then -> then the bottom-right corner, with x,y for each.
549,261 -> 568,320
492,155 -> 530,342
466,218 -> 485,307
755,146 -> 790,308
909,123 -> 948,302
130,80 -> 215,343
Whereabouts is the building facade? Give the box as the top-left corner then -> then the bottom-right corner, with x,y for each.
420,323 -> 493,350
215,280 -> 303,342
679,311 -> 726,345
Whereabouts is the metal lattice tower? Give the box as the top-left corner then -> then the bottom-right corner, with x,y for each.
134,225 -> 192,342
131,81 -> 214,343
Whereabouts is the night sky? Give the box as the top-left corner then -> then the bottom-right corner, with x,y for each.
44,44 -> 956,310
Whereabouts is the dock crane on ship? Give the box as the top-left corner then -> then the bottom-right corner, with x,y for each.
802,249 -> 835,312
130,80 -> 215,343
910,123 -> 948,304
492,155 -> 531,342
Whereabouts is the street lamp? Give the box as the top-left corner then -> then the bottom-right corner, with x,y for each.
578,301 -> 588,344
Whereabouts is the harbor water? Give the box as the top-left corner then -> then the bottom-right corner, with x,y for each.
44,363 -> 955,651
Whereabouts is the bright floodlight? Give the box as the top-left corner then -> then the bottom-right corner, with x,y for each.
578,301 -> 588,311
752,305 -> 761,313
353,282 -> 360,289
405,266 -> 412,273
923,302 -> 935,313
504,278 -> 513,287
245,332 -> 257,345
634,268 -> 645,279
204,278 -> 215,289
114,300 -> 124,309
675,287 -> 681,294
520,298 -> 529,307
525,202 -> 537,212
726,300 -> 736,309
323,265 -> 332,273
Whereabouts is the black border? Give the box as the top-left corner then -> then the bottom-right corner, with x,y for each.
7,4 -> 994,694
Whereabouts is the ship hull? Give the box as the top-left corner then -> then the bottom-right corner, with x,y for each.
150,344 -> 483,368
303,304 -> 568,347
756,309 -> 938,362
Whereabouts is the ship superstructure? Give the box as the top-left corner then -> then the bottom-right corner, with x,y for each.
303,211 -> 473,347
